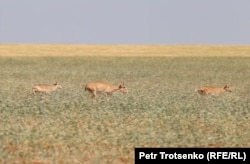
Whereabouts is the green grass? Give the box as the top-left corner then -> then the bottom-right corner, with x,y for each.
0,56 -> 249,163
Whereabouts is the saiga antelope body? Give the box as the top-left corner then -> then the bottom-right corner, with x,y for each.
32,82 -> 62,94
85,80 -> 128,101
197,85 -> 232,96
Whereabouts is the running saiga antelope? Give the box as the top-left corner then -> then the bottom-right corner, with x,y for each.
85,80 -> 128,101
197,85 -> 232,96
32,82 -> 62,94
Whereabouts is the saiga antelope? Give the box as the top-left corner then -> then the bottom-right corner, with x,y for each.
197,85 -> 232,96
32,82 -> 62,94
85,80 -> 128,101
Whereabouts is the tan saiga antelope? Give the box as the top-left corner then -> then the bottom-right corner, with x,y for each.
85,80 -> 128,101
32,82 -> 62,94
197,85 -> 232,96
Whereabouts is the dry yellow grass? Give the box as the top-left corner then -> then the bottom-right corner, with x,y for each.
0,44 -> 250,57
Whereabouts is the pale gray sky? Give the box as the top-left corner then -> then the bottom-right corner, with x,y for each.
1,0 -> 250,44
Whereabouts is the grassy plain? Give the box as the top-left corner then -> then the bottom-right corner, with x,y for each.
0,44 -> 250,163
1,44 -> 250,57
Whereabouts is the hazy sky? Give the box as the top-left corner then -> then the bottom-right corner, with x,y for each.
1,0 -> 250,44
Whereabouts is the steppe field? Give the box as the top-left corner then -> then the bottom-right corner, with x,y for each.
0,44 -> 250,164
